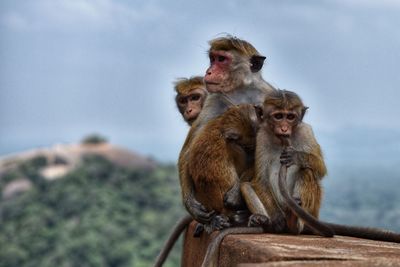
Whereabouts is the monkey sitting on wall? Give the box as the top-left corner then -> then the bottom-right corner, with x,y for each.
241,89 -> 400,242
188,103 -> 261,232
174,76 -> 208,125
179,36 -> 276,226
241,89 -> 330,235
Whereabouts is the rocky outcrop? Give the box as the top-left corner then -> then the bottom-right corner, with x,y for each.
0,142 -> 157,198
1,143 -> 156,172
182,221 -> 400,267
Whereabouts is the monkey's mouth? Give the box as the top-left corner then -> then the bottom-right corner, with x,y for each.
205,82 -> 219,86
277,134 -> 291,139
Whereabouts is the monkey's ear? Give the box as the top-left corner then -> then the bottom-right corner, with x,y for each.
254,105 -> 264,121
223,128 -> 241,141
250,55 -> 266,73
301,106 -> 309,121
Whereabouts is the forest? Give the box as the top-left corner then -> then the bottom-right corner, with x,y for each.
0,154 -> 399,267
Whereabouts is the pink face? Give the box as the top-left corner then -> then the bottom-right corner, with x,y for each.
204,50 -> 233,93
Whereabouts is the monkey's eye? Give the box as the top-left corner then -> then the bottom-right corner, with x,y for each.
209,55 -> 215,63
273,113 -> 284,120
287,114 -> 297,121
190,94 -> 201,101
217,55 -> 226,62
178,98 -> 187,105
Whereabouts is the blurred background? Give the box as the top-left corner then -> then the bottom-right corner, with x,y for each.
1,1 -> 399,266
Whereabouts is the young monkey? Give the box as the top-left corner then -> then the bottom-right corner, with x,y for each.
241,89 -> 400,242
174,76 -> 208,125
241,89 -> 328,235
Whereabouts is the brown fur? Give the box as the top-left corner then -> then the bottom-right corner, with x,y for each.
209,35 -> 261,58
188,104 -> 259,217
174,76 -> 204,94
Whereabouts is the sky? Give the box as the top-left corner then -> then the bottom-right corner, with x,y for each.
0,0 -> 399,168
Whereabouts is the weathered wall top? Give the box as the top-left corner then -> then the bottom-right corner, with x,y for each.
183,221 -> 400,267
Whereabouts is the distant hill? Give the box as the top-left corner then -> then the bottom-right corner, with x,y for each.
0,144 -> 184,267
0,141 -> 157,199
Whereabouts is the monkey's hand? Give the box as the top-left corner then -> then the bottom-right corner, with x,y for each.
249,213 -> 286,233
224,183 -> 246,210
185,196 -> 216,224
208,214 -> 231,232
280,148 -> 297,167
248,214 -> 269,227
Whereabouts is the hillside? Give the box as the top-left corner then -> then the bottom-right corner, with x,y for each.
0,144 -> 184,267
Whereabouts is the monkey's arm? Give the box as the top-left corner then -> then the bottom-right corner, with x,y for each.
242,181 -> 287,232
288,123 -> 327,179
241,182 -> 269,216
282,149 -> 326,179
179,146 -> 215,224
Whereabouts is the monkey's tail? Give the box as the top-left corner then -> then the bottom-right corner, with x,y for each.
324,222 -> 400,243
278,165 -> 334,237
153,214 -> 193,267
201,227 -> 264,267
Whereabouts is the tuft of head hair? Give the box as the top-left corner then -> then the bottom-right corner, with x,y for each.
264,89 -> 305,111
174,76 -> 204,94
208,35 -> 261,58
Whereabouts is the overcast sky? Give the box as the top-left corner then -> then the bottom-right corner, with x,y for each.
0,0 -> 399,167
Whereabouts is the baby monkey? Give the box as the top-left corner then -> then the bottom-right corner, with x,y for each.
242,89 -> 400,242
242,89 -> 330,235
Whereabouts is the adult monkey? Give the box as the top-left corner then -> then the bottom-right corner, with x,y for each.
179,36 -> 276,226
174,76 -> 208,125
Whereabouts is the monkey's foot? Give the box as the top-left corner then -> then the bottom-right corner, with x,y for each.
269,214 -> 287,233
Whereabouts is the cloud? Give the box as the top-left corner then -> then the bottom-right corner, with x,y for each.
1,12 -> 29,30
1,0 -> 164,32
332,0 -> 400,9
